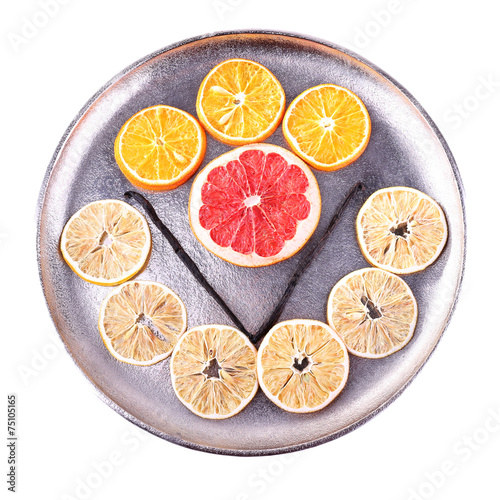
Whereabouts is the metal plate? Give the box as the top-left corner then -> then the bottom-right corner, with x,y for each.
36,30 -> 466,456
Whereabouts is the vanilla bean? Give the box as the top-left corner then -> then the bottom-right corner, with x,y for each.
124,191 -> 250,337
125,183 -> 364,345
251,182 -> 365,344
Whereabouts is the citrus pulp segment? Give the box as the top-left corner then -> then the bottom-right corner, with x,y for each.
98,280 -> 187,366
114,105 -> 206,190
170,325 -> 258,419
327,268 -> 417,358
257,319 -> 349,413
60,199 -> 151,286
356,187 -> 448,274
189,144 -> 321,267
196,58 -> 286,145
282,84 -> 371,171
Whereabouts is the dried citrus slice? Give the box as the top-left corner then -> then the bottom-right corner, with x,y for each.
114,105 -> 206,190
196,58 -> 286,145
356,187 -> 448,274
282,84 -> 371,171
189,144 -> 321,267
170,325 -> 258,419
60,199 -> 151,286
327,268 -> 417,358
98,280 -> 187,365
257,319 -> 349,413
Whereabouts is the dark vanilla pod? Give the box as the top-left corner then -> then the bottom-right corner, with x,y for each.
125,182 -> 364,344
124,191 -> 250,337
251,182 -> 364,343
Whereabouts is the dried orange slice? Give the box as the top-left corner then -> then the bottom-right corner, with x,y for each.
327,268 -> 417,358
196,59 -> 286,145
170,325 -> 258,419
189,144 -> 321,267
98,280 -> 187,365
357,187 -> 448,274
114,105 -> 206,190
282,84 -> 371,171
257,319 -> 349,413
60,200 -> 151,286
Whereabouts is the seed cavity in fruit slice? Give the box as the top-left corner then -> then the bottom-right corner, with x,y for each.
170,325 -> 258,419
114,105 -> 206,191
327,268 -> 418,358
283,84 -> 371,171
60,199 -> 151,286
196,58 -> 286,145
98,280 -> 187,365
257,319 -> 349,413
189,143 -> 321,267
356,186 -> 448,274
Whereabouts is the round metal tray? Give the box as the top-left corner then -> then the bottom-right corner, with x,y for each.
36,30 -> 466,456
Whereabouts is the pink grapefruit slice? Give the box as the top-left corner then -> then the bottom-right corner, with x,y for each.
189,144 -> 321,267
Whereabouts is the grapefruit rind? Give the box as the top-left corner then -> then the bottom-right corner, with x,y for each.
189,144 -> 321,267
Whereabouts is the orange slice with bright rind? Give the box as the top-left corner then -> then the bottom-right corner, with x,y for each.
60,199 -> 151,286
282,84 -> 371,171
170,325 -> 258,419
327,268 -> 417,358
257,319 -> 349,413
356,187 -> 448,274
114,105 -> 206,190
98,280 -> 187,366
196,59 -> 286,145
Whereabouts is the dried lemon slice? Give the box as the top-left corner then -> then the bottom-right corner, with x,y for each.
356,187 -> 448,274
98,280 -> 187,365
60,200 -> 151,286
257,319 -> 349,413
327,268 -> 417,358
170,325 -> 258,419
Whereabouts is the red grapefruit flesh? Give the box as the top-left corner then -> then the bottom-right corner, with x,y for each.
189,144 -> 321,267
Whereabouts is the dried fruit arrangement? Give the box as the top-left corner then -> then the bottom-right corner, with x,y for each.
59,58 -> 448,419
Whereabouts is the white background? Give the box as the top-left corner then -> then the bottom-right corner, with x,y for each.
2,1 -> 499,499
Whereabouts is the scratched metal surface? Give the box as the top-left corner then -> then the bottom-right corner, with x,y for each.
36,31 -> 466,455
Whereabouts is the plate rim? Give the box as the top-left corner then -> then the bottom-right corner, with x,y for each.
36,29 -> 467,456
